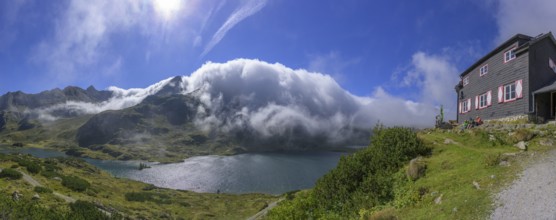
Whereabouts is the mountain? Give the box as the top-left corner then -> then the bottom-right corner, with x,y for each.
0,59 -> 381,161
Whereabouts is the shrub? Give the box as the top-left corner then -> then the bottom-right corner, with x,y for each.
34,186 -> 53,194
68,200 -> 122,220
125,192 -> 172,204
62,176 -> 90,192
26,162 -> 42,174
510,129 -> 535,143
41,170 -> 61,178
271,126 -> 430,219
484,153 -> 505,167
0,168 -> 22,179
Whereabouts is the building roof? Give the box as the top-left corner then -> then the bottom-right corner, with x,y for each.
534,80 -> 556,94
459,34 -> 533,77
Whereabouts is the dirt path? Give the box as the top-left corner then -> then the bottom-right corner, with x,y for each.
490,150 -> 556,220
247,198 -> 284,220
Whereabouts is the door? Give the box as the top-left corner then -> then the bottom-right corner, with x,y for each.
552,92 -> 556,119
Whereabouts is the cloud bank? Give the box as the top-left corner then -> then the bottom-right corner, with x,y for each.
175,59 -> 437,139
33,59 -> 439,143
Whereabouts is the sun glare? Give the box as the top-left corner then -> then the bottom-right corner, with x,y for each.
153,0 -> 182,19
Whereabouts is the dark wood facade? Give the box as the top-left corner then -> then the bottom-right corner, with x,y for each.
455,33 -> 556,123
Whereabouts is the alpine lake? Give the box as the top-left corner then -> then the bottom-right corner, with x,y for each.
0,146 -> 347,194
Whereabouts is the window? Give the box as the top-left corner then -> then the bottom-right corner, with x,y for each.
479,93 -> 487,108
504,48 -> 516,63
504,82 -> 516,101
480,64 -> 488,76
460,98 -> 471,113
462,100 -> 469,112
463,76 -> 469,86
498,80 -> 522,103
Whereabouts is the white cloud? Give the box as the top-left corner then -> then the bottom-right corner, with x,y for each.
32,0 -> 143,83
34,59 -> 439,146
178,59 -> 437,139
35,77 -> 174,120
201,0 -> 267,57
494,0 -> 556,43
397,52 -> 459,113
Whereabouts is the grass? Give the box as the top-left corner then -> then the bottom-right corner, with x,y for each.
267,126 -> 556,219
391,128 -> 554,219
0,153 -> 278,219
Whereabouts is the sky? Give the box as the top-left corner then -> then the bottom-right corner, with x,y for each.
1,0 -> 556,120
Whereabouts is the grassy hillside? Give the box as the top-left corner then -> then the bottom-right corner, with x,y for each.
267,124 -> 556,219
0,153 -> 278,219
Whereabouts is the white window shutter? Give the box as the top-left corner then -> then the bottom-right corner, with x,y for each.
475,96 -> 479,109
498,86 -> 504,103
459,102 -> 462,113
467,99 -> 471,112
516,79 -> 523,98
487,91 -> 492,106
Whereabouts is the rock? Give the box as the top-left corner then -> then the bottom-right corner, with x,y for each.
539,138 -> 555,147
444,138 -> 457,145
491,175 -> 496,179
32,194 -> 40,200
434,194 -> 443,204
407,157 -> 426,181
499,161 -> 510,167
12,191 -> 21,201
502,152 -> 517,157
472,181 -> 481,190
53,177 -> 62,181
515,141 -> 528,151
489,134 -> 496,142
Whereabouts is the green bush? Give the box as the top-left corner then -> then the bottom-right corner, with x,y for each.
269,126 -> 431,218
0,194 -> 64,219
34,186 -> 53,194
62,176 -> 91,192
41,170 -> 61,178
125,192 -> 172,204
68,200 -> 121,220
26,162 -> 42,174
0,168 -> 23,179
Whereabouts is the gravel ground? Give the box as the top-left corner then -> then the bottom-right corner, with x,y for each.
491,150 -> 556,220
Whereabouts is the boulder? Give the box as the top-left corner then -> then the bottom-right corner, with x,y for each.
406,157 -> 426,181
514,141 -> 528,151
32,194 -> 40,200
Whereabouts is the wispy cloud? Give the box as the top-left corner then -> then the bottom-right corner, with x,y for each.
31,0 -> 143,83
201,0 -> 268,57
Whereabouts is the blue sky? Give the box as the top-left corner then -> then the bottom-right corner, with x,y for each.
0,0 -> 555,114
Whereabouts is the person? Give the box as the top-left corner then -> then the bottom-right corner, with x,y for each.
467,118 -> 474,129
461,120 -> 469,131
474,116 -> 483,126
